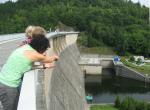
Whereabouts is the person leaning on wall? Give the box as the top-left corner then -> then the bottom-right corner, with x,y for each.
20,25 -> 46,46
21,26 -> 50,68
0,34 -> 59,110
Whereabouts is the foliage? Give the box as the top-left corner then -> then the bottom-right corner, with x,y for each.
121,57 -> 150,75
0,0 -> 149,56
91,105 -> 118,110
137,58 -> 142,64
114,96 -> 121,108
91,97 -> 150,110
129,56 -> 135,62
115,96 -> 150,110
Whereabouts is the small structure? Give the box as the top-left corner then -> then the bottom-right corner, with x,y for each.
114,56 -> 120,62
145,60 -> 150,63
86,94 -> 93,103
79,56 -> 102,75
133,56 -> 145,62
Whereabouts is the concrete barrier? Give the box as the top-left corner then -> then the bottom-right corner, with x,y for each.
17,32 -> 86,110
115,63 -> 150,83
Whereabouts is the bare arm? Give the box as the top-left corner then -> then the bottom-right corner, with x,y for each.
24,50 -> 59,63
32,63 -> 55,69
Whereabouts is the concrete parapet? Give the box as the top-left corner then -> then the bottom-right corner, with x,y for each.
43,32 -> 86,110
11,32 -> 86,110
47,32 -> 78,55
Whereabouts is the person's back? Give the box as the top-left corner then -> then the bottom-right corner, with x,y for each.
0,45 -> 34,87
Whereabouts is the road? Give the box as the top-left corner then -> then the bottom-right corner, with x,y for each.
0,39 -> 22,68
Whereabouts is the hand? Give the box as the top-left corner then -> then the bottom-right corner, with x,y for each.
44,63 -> 55,68
52,55 -> 59,61
42,52 -> 47,56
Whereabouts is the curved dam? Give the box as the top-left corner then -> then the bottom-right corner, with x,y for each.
0,32 -> 87,110
32,44 -> 86,110
46,44 -> 86,110
22,33 -> 86,110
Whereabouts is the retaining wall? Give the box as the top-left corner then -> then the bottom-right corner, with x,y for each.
115,64 -> 150,83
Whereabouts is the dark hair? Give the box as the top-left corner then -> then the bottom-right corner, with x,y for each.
29,34 -> 50,53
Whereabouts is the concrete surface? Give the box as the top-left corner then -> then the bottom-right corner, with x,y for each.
0,39 -> 22,67
45,44 -> 86,110
114,63 -> 150,83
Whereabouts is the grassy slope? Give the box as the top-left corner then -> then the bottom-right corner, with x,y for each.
90,105 -> 118,110
121,57 -> 150,75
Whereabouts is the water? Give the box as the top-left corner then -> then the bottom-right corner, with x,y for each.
85,69 -> 150,104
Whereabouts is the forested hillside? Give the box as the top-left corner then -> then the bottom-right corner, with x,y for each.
0,0 -> 149,56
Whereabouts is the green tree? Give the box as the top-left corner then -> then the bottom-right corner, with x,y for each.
130,56 -> 135,62
115,96 -> 121,108
137,58 -> 142,65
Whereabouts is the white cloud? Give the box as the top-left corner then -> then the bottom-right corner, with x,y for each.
131,0 -> 149,7
0,0 -> 7,3
0,0 -> 149,8
0,0 -> 17,3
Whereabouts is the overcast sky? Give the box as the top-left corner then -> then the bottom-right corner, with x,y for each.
0,0 -> 17,3
131,0 -> 149,7
0,0 -> 149,7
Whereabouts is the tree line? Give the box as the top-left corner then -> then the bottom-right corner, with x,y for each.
0,0 -> 149,56
115,96 -> 150,110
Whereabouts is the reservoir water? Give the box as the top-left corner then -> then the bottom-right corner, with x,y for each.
85,69 -> 150,103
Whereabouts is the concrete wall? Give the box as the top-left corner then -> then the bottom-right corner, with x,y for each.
41,33 -> 86,110
45,44 -> 86,110
115,64 -> 150,83
80,65 -> 102,75
100,60 -> 114,68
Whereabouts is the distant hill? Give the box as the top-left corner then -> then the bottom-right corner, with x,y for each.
0,0 -> 149,56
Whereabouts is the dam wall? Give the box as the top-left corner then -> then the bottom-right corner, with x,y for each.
44,32 -> 86,110
34,44 -> 86,110
46,44 -> 86,110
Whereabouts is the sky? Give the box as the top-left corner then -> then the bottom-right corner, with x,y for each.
0,0 -> 149,7
0,0 -> 17,3
131,0 -> 149,7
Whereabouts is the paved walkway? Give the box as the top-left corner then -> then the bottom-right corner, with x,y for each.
0,39 -> 22,67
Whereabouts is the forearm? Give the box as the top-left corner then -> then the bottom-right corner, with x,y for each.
33,52 -> 57,63
41,56 -> 55,63
32,63 -> 55,69
24,50 -> 59,63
